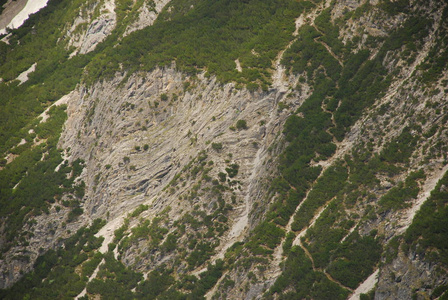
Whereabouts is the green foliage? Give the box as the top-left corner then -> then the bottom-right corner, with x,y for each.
291,164 -> 348,232
161,233 -> 177,253
432,285 -> 448,299
282,232 -> 295,256
82,252 -> 103,278
87,252 -> 143,298
160,93 -> 169,101
360,290 -> 375,300
187,260 -> 224,299
327,232 -> 381,289
384,236 -> 401,264
378,170 -> 425,211
330,15 -> 430,140
211,142 -> 223,151
235,119 -> 248,130
0,0 -> 93,154
218,172 -> 227,182
405,171 -> 448,266
269,19 -> 422,290
0,1 -> 444,299
418,7 -> 448,84
304,200 -> 348,268
119,216 -> 168,254
136,269 -> 175,299
130,204 -> 149,217
0,220 -> 105,299
225,163 -> 239,178
380,127 -> 419,165
0,106 -> 86,251
314,8 -> 347,58
85,0 -> 310,86
268,246 -> 349,299
67,206 -> 84,222
113,218 -> 130,244
246,222 -> 285,255
186,241 -> 215,268
379,0 -> 409,15
282,25 -> 341,82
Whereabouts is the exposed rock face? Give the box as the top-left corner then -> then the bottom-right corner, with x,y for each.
376,251 -> 448,300
58,66 -> 299,245
0,61 -> 304,288
0,0 -> 28,33
66,0 -> 116,55
0,0 -> 48,34
124,0 -> 171,36
79,14 -> 115,54
0,204 -> 82,288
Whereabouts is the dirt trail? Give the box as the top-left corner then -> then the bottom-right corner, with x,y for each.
298,240 -> 315,269
267,0 -> 350,282
297,235 -> 353,292
325,270 -> 354,292
312,25 -> 344,67
317,38 -> 343,66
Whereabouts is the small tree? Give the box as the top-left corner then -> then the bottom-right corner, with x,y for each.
218,172 -> 227,182
225,163 -> 239,178
211,142 -> 223,151
236,119 -> 248,130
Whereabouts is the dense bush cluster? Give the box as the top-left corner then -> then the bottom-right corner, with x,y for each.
85,0 -> 314,89
0,106 -> 86,252
405,172 -> 448,266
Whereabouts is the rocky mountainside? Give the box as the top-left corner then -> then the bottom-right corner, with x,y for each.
0,0 -> 448,299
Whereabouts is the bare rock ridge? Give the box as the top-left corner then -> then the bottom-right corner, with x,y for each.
0,0 -> 48,34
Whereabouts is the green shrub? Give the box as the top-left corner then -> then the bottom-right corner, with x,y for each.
160,93 -> 168,101
218,172 -> 227,182
225,163 -> 239,178
211,142 -> 223,151
235,120 -> 248,130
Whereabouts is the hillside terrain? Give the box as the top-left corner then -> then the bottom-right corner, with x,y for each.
0,0 -> 448,299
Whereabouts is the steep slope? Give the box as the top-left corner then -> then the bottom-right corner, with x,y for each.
0,0 -> 49,34
0,0 -> 448,299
